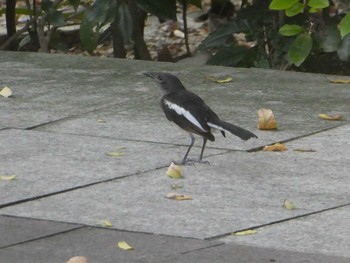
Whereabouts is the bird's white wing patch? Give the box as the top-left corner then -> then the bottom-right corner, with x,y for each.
208,122 -> 225,131
164,99 -> 208,132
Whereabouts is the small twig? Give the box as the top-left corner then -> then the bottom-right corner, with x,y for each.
182,0 -> 191,56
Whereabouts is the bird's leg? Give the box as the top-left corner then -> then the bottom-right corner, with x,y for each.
181,133 -> 195,165
198,138 -> 210,164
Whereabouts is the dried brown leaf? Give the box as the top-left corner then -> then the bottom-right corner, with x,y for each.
258,108 -> 277,130
318,114 -> 343,121
263,143 -> 287,152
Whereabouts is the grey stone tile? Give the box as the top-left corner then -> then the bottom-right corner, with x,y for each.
0,225 -> 220,263
0,215 -> 81,248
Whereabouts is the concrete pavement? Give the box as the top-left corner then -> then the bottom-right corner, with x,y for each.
0,51 -> 349,262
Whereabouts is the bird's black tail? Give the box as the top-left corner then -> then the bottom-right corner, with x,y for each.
208,120 -> 257,141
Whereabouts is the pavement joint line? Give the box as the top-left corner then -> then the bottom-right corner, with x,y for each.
247,121 -> 349,152
0,224 -> 86,250
22,93 -> 155,131
204,202 -> 350,241
0,214 -> 224,250
11,128 -> 250,152
0,165 -> 168,210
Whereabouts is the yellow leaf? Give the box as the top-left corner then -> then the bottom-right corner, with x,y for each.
166,192 -> 192,201
258,108 -> 277,130
115,146 -> 126,149
105,152 -> 124,157
293,148 -> 316,152
0,86 -> 12,98
283,199 -> 296,210
206,75 -> 233,83
328,78 -> 350,84
117,241 -> 134,250
66,256 -> 88,263
318,113 -> 343,121
101,220 -> 113,227
263,143 -> 287,152
170,183 -> 183,190
166,162 -> 183,179
0,175 -> 16,180
233,229 -> 257,236
97,119 -> 106,123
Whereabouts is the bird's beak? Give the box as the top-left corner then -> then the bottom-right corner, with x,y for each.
143,72 -> 155,78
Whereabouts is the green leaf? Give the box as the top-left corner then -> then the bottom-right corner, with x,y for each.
309,7 -> 320,13
47,10 -> 65,27
198,20 -> 252,49
118,1 -> 133,45
68,0 -> 80,11
135,0 -> 177,21
188,0 -> 202,8
286,2 -> 304,17
269,0 -> 299,10
207,46 -> 250,67
279,24 -> 304,36
337,34 -> 350,61
308,0 -> 329,8
87,0 -> 116,25
80,18 -> 99,53
339,12 -> 350,39
18,36 -> 31,50
287,33 -> 312,66
314,24 -> 341,52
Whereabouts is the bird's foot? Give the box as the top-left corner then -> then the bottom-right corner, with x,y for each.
180,158 -> 210,166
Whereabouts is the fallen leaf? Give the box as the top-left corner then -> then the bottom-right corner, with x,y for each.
0,175 -> 16,180
97,119 -> 106,123
166,162 -> 183,179
283,199 -> 296,210
117,241 -> 134,250
105,152 -> 124,157
66,256 -> 88,263
206,75 -> 233,83
258,108 -> 277,130
233,229 -> 257,236
293,148 -> 316,152
166,192 -> 192,201
115,146 -> 126,149
0,86 -> 12,98
263,143 -> 287,151
170,183 -> 183,189
100,220 -> 113,227
328,78 -> 350,84
318,113 -> 343,121
173,29 -> 185,38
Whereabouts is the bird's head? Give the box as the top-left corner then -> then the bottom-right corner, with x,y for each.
143,72 -> 185,94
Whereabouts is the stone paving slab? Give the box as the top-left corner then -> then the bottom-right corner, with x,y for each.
0,215 -> 82,248
34,68 -> 350,150
2,125 -> 349,240
150,242 -> 350,263
0,129 -> 226,206
222,205 -> 350,258
2,52 -> 350,150
0,220 -> 221,263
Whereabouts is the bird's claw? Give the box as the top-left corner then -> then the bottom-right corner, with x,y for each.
180,158 -> 210,166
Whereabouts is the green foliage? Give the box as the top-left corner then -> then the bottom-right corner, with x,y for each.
134,0 -> 177,21
199,0 -> 350,71
42,0 -> 65,27
339,13 -> 350,38
198,20 -> 252,49
269,0 -> 299,10
279,24 -> 304,36
287,33 -> 312,66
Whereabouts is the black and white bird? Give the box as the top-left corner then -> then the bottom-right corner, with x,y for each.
143,72 -> 257,164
